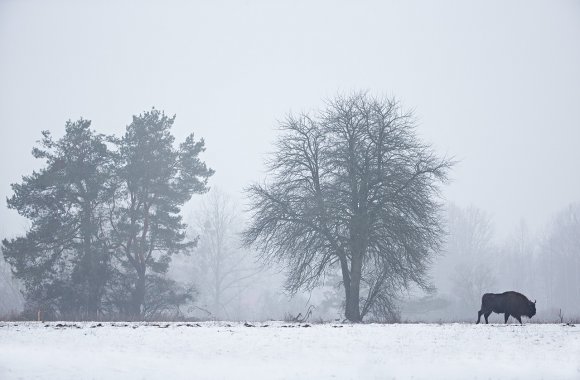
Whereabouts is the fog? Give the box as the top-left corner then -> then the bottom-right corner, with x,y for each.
1,0 -> 579,321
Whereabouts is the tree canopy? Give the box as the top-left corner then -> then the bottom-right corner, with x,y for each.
2,110 -> 213,319
243,92 -> 453,322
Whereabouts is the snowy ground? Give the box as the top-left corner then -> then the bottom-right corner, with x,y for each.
0,321 -> 579,379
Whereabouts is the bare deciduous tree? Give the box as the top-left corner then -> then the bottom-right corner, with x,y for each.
443,204 -> 497,314
192,190 -> 258,319
538,204 -> 580,315
243,92 -> 452,322
497,220 -> 534,293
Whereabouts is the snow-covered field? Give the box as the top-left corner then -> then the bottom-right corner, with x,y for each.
0,321 -> 579,379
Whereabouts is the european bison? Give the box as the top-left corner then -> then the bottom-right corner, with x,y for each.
476,291 -> 536,324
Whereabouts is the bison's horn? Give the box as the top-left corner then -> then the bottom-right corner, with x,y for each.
534,300 -> 536,304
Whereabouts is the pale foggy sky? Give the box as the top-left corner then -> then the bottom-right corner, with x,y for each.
0,0 -> 579,239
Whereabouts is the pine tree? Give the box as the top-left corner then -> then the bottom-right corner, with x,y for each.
109,109 -> 213,317
2,119 -> 114,318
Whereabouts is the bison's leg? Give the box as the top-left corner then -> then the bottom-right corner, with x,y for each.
484,311 -> 491,324
477,310 -> 483,324
515,315 -> 522,324
504,313 -> 509,324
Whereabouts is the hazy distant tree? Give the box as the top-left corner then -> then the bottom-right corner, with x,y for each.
492,204 -> 580,318
2,120 -> 114,318
190,190 -> 258,319
445,204 -> 496,313
497,220 -> 535,293
446,204 -> 494,259
451,262 -> 496,313
243,92 -> 452,322
108,109 -> 213,318
538,204 -> 580,314
0,252 -> 23,315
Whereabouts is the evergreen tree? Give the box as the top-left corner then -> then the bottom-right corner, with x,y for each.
2,120 -> 114,318
109,109 -> 213,317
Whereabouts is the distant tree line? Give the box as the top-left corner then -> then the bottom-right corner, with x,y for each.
2,92 -> 459,323
2,109 -> 213,320
427,202 -> 580,321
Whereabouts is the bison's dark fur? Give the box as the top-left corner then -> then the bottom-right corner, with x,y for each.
476,291 -> 536,324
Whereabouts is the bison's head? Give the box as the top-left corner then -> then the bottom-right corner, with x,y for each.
527,300 -> 536,318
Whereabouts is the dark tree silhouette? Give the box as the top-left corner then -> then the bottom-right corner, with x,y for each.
3,110 -> 213,320
108,109 -> 213,317
3,120 -> 114,318
243,92 -> 452,322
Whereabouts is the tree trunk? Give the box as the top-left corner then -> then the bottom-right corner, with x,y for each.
214,276 -> 221,320
339,255 -> 353,321
345,253 -> 362,322
82,204 -> 101,319
214,241 -> 222,319
132,271 -> 146,319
